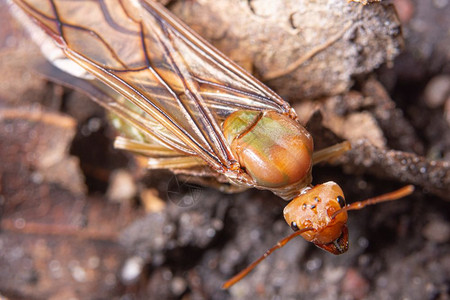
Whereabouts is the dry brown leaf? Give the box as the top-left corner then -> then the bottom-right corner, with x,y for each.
0,107 -> 86,195
171,0 -> 403,99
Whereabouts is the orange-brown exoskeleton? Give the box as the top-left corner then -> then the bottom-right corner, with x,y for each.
8,0 -> 414,289
283,182 -> 349,254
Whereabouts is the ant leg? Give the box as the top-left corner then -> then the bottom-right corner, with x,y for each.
312,141 -> 351,165
114,136 -> 182,157
147,156 -> 207,169
114,136 -> 207,169
175,175 -> 248,194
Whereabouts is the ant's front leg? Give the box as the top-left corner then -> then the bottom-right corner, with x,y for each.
312,141 -> 351,165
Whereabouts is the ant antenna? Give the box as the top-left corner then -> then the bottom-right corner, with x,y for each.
332,185 -> 415,219
222,227 -> 313,289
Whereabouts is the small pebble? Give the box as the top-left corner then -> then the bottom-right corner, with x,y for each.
424,75 -> 450,108
342,268 -> 370,300
87,256 -> 100,269
422,219 -> 450,243
71,265 -> 87,283
306,257 -> 322,272
121,256 -> 144,283
394,0 -> 415,23
106,169 -> 137,204
170,276 -> 187,296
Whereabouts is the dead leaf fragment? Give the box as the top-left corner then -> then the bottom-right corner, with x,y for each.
171,0 -> 403,99
0,107 -> 86,195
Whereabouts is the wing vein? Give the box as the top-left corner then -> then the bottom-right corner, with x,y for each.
160,21 -> 236,167
146,13 -> 232,165
49,0 -> 129,69
64,48 -> 224,169
139,20 -> 220,162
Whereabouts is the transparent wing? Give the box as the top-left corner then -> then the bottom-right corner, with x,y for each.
11,0 -> 293,174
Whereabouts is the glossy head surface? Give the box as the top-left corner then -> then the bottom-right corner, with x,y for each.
223,110 -> 313,188
283,181 -> 349,254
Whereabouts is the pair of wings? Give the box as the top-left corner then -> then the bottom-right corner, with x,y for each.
11,0 -> 294,180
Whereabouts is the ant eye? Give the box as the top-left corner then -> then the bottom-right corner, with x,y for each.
290,221 -> 299,231
337,195 -> 346,208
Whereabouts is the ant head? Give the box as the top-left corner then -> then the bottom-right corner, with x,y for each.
224,185 -> 413,288
283,181 -> 349,254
